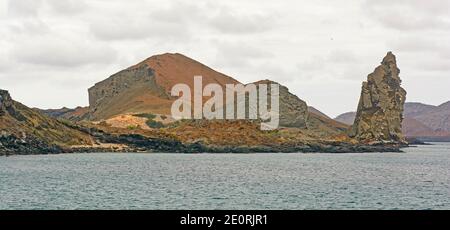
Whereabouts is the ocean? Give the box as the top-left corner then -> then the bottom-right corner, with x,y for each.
1,143 -> 449,210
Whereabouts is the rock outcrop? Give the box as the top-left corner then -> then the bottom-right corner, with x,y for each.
350,52 -> 407,143
248,80 -> 309,128
0,90 -> 14,116
0,89 -> 93,155
278,82 -> 309,128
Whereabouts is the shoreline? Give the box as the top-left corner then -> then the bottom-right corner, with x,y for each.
1,143 -> 406,156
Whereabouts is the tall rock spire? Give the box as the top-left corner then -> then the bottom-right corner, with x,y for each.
350,52 -> 407,143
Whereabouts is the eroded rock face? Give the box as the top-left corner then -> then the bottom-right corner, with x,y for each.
249,80 -> 308,128
350,52 -> 407,142
88,64 -> 169,120
0,90 -> 14,116
278,83 -> 309,128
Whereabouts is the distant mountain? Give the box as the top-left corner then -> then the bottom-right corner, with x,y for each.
408,101 -> 450,132
403,102 -> 437,118
38,106 -> 90,121
334,112 -> 356,126
402,117 -> 450,137
335,101 -> 450,140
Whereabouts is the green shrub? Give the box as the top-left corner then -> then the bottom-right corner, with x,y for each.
146,120 -> 164,129
127,125 -> 139,130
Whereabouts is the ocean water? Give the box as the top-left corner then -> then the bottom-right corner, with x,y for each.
0,144 -> 449,210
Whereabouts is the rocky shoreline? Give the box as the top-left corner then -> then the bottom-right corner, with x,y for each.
70,137 -> 406,154
63,123 -> 408,154
1,130 -> 407,156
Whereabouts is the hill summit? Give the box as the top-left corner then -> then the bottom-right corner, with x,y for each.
88,53 -> 240,120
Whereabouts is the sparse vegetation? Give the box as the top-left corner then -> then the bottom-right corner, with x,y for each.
146,120 -> 164,129
127,125 -> 139,130
133,113 -> 165,129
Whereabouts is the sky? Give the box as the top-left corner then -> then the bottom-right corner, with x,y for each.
0,0 -> 449,117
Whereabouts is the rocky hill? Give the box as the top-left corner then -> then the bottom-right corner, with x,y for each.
88,53 -> 240,120
0,90 -> 93,154
349,52 -> 407,143
88,53 -> 314,129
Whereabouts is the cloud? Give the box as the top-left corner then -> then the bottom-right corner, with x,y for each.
88,1 -> 202,42
364,0 -> 450,30
213,41 -> 273,68
413,59 -> 450,72
328,50 -> 358,64
210,8 -> 276,34
296,50 -> 375,82
90,19 -> 191,42
148,1 -> 205,23
0,50 -> 11,72
7,0 -> 43,17
388,36 -> 450,61
12,36 -> 117,68
6,19 -> 50,35
388,37 -> 440,53
45,0 -> 87,15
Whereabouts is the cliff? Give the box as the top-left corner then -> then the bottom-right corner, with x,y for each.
249,80 -> 309,128
350,52 -> 407,143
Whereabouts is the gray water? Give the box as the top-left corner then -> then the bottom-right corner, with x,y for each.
1,144 -> 449,210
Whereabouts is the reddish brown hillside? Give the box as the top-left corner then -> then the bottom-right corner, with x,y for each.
88,53 -> 241,120
129,53 -> 240,93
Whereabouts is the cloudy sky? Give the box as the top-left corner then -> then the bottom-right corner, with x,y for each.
0,0 -> 449,117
